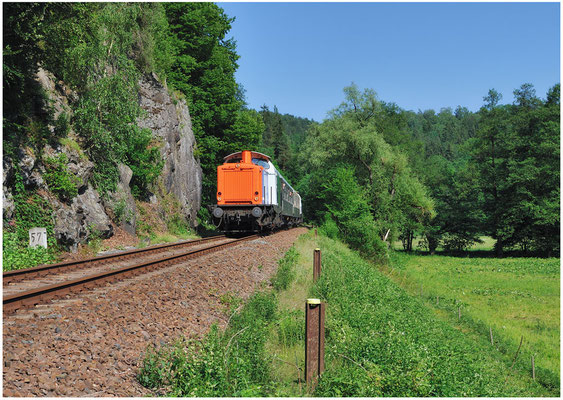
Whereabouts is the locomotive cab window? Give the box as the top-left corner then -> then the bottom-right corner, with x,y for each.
252,158 -> 269,169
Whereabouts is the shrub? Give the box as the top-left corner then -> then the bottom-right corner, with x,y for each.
167,214 -> 190,236
270,246 -> 298,291
43,153 -> 80,201
73,69 -> 163,198
54,112 -> 70,138
2,231 -> 58,271
3,170 -> 59,271
112,199 -> 128,224
319,215 -> 339,239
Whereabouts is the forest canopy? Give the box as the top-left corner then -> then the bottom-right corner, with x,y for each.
3,2 -> 559,257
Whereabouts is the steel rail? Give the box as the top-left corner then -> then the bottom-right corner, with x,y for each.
3,235 -> 227,285
3,234 -> 260,314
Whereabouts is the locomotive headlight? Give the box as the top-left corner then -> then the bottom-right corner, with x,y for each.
213,207 -> 224,218
251,207 -> 262,218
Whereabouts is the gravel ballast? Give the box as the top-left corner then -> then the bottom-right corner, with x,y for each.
3,228 -> 308,397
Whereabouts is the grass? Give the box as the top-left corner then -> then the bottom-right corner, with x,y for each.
148,232 -> 198,246
384,250 -> 560,393
309,236 -> 554,396
137,230 -> 557,396
266,231 -> 319,395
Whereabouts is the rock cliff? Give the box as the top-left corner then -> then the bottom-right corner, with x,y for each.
3,69 -> 202,250
137,73 -> 202,225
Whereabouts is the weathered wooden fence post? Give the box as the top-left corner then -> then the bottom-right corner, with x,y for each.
305,299 -> 325,389
489,326 -> 494,345
313,248 -> 321,282
315,228 -> 318,237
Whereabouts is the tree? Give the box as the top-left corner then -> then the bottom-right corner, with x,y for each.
165,3 -> 242,202
299,84 -> 434,252
473,84 -> 560,255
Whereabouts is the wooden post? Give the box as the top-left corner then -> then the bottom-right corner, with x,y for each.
315,228 -> 317,237
305,299 -> 325,389
313,249 -> 321,282
436,296 -> 439,305
531,355 -> 535,380
489,326 -> 494,345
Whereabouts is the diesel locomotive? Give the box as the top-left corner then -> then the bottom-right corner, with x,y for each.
209,150 -> 302,232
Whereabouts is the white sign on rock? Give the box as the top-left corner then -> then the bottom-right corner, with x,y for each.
29,227 -> 48,249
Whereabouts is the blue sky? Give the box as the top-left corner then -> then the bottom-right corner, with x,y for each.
218,2 -> 560,122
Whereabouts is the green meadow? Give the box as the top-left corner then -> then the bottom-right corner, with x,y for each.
385,250 -> 560,392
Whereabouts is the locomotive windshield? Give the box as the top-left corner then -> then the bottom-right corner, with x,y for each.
252,158 -> 270,169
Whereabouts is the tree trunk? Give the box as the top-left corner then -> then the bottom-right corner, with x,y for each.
495,238 -> 504,257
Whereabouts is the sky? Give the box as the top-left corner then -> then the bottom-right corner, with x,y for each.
218,2 -> 560,122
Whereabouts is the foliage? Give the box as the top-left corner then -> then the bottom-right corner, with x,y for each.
297,84 -> 434,257
319,215 -> 339,239
167,214 -> 191,237
73,69 -> 162,197
43,153 -> 80,201
2,231 -> 58,272
4,3 -> 168,200
472,84 -> 560,255
3,170 -> 59,271
165,2 -> 255,204
270,246 -> 298,291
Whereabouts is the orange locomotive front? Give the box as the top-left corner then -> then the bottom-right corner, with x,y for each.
216,150 -> 263,205
210,150 -> 302,233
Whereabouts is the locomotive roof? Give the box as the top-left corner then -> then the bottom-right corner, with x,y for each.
223,151 -> 271,162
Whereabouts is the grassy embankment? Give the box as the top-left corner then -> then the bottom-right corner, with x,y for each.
383,248 -> 560,393
137,231 -> 555,396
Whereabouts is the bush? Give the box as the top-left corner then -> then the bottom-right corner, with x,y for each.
43,153 -> 80,201
73,68 -> 163,198
318,167 -> 387,259
319,215 -> 339,239
270,247 -> 298,291
167,214 -> 190,236
2,231 -> 58,271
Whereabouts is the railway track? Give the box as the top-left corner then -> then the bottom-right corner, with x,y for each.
3,234 -> 259,314
3,235 -> 227,286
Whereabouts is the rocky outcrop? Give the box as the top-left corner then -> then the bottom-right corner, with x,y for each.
54,186 -> 113,250
35,68 -> 75,121
104,164 -> 137,235
138,73 -> 202,227
3,70 -> 202,251
3,156 -> 15,220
